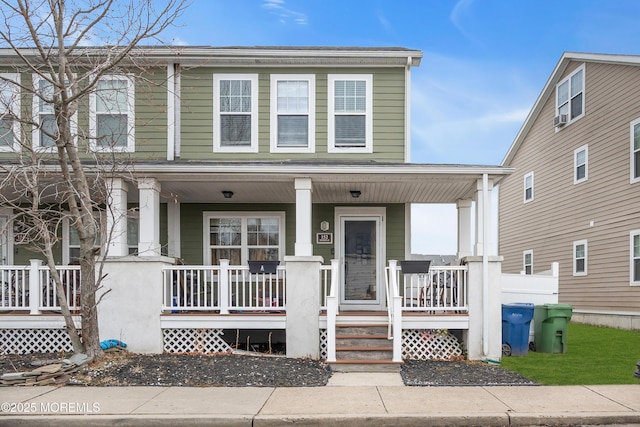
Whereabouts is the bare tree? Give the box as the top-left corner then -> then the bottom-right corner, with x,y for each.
0,0 -> 185,357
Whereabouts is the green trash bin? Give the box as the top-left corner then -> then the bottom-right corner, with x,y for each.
533,304 -> 573,353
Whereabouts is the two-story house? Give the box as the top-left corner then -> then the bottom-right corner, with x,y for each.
0,46 -> 512,366
500,52 -> 640,331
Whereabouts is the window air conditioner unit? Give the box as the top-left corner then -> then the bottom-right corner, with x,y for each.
554,114 -> 568,127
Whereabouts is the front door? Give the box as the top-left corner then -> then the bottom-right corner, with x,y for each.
336,208 -> 386,310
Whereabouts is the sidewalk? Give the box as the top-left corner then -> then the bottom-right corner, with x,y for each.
1,374 -> 639,426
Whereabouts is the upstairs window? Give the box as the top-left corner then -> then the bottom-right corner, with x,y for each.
32,77 -> 77,151
0,74 -> 20,152
632,230 -> 640,285
328,74 -> 373,153
213,74 -> 258,153
90,75 -> 135,152
556,65 -> 584,126
523,250 -> 533,275
270,75 -> 315,153
574,145 -> 588,184
631,119 -> 640,183
573,240 -> 587,276
524,172 -> 534,203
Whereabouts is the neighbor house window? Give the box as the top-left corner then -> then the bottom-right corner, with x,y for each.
32,77 -> 77,151
631,119 -> 640,183
270,74 -> 315,153
0,73 -> 20,152
524,172 -> 534,203
328,74 -> 373,153
213,74 -> 258,153
574,145 -> 588,184
556,64 -> 585,125
523,250 -> 533,275
632,230 -> 640,285
204,212 -> 284,265
89,75 -> 135,152
573,240 -> 587,276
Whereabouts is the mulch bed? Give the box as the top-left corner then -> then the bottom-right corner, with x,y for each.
0,352 -> 537,387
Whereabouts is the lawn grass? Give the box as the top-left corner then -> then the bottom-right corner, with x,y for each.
500,322 -> 640,385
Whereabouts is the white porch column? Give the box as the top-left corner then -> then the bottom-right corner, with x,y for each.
456,199 -> 473,259
106,178 -> 129,257
138,178 -> 161,256
167,201 -> 181,258
474,178 -> 494,256
285,255 -> 323,358
294,178 -> 313,257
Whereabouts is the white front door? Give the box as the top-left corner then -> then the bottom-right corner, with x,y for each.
336,207 -> 386,310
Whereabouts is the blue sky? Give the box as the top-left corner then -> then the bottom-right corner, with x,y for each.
165,0 -> 640,254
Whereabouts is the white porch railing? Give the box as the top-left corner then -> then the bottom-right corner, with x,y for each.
39,265 -> 82,312
394,264 -> 469,312
0,265 -> 29,310
325,259 -> 340,363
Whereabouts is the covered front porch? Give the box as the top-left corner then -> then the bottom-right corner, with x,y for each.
0,161 -> 512,362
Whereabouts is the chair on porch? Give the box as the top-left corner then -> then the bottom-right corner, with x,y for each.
399,260 -> 431,307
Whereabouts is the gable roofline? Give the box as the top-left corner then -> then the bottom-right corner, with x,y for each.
501,52 -> 640,166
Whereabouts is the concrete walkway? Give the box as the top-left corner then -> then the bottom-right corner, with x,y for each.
1,375 -> 639,426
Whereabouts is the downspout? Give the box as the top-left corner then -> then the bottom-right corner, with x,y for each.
482,173 -> 490,356
405,56 -> 412,163
167,63 -> 175,161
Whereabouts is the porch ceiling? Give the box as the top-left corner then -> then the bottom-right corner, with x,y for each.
134,162 -> 514,205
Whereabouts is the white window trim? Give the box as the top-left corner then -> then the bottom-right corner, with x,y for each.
89,74 -> 135,153
62,212 -> 105,265
0,208 -> 14,265
523,172 -> 534,203
202,211 -> 285,266
327,74 -> 373,154
631,230 -> 640,286
631,118 -> 640,184
573,239 -> 588,276
0,73 -> 21,152
32,75 -> 78,152
574,144 -> 588,184
269,74 -> 315,154
555,63 -> 585,130
213,74 -> 259,154
523,250 -> 533,275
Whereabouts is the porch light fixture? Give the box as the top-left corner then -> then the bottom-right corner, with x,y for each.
350,190 -> 361,199
222,190 -> 234,199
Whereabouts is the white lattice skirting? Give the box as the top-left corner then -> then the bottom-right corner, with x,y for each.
162,328 -> 232,354
402,329 -> 463,360
319,329 -> 327,359
0,329 -> 74,354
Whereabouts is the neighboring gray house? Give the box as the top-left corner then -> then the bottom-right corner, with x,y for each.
500,52 -> 640,330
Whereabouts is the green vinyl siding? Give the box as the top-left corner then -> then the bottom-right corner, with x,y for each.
180,67 -> 406,162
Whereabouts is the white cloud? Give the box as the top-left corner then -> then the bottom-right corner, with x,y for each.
262,0 -> 308,25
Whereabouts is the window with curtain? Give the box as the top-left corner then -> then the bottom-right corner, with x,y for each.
214,74 -> 258,153
0,74 -> 19,151
328,74 -> 372,153
574,145 -> 588,183
90,75 -> 134,151
556,65 -> 584,124
270,75 -> 314,152
205,213 -> 284,265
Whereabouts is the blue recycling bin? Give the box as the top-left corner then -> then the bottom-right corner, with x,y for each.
502,303 -> 535,356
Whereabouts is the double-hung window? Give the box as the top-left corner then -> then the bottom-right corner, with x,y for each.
524,172 -> 534,203
204,212 -> 284,265
573,240 -> 587,276
270,75 -> 315,153
328,74 -> 372,153
0,74 -> 20,152
32,77 -> 77,151
89,75 -> 135,152
631,119 -> 640,183
632,230 -> 640,285
523,250 -> 533,275
556,64 -> 585,126
574,145 -> 588,184
213,74 -> 258,153
63,213 -> 104,264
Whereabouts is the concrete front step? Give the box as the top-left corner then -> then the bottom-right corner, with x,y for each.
336,347 -> 393,360
328,359 -> 402,373
335,325 -> 388,336
335,334 -> 390,347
